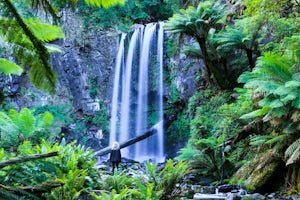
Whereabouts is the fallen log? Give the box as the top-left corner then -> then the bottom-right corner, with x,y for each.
0,152 -> 59,169
94,122 -> 160,156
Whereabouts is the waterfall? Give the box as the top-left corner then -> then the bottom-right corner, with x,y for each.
109,23 -> 165,163
109,33 -> 126,145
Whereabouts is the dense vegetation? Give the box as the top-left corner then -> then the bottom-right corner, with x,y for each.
0,0 -> 300,199
164,0 -> 300,194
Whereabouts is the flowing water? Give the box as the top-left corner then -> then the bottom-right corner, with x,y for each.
109,22 -> 165,163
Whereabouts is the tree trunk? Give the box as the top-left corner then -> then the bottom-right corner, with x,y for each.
246,49 -> 255,70
94,125 -> 158,156
196,36 -> 223,89
0,152 -> 59,169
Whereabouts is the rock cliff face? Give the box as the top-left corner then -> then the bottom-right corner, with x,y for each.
1,10 -> 203,155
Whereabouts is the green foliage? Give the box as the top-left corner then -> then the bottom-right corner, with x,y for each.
188,89 -> 232,137
90,101 -> 110,132
241,0 -> 298,18
166,36 -> 180,57
236,35 -> 300,193
0,139 -> 99,199
0,108 -> 55,150
78,0 -> 175,31
93,160 -> 188,200
0,58 -> 23,75
0,0 -> 126,94
91,188 -> 130,200
212,16 -> 263,70
82,0 -> 125,8
158,159 -> 189,200
285,138 -> 300,166
0,12 -> 64,94
46,169 -> 89,200
33,104 -> 73,127
165,0 -> 232,88
100,171 -> 135,194
176,88 -> 253,181
166,110 -> 190,155
239,43 -> 300,134
164,0 -> 227,37
89,76 -> 99,98
132,181 -> 160,200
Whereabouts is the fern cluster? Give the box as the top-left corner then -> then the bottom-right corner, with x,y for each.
0,139 -> 99,199
92,160 -> 188,200
0,108 -> 56,150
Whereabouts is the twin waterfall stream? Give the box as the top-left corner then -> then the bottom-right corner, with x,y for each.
109,22 -> 165,163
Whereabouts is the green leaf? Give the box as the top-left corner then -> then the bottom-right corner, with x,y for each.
265,134 -> 286,145
84,0 -> 125,8
27,18 -> 64,42
0,58 -> 23,75
45,43 -> 63,53
240,107 -> 270,119
293,97 -> 300,108
285,80 -> 300,88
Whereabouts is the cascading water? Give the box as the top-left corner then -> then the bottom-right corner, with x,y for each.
109,22 -> 165,163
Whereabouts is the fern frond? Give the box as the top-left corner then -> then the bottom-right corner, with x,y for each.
183,45 -> 203,58
27,18 -> 64,42
0,188 -> 20,200
240,107 -> 270,119
286,145 -> 300,166
83,0 -> 125,8
285,138 -> 300,157
36,111 -> 54,128
250,135 -> 272,146
265,134 -> 287,145
0,58 -> 23,75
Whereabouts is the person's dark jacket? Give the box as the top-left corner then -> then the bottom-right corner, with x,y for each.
110,149 -> 121,163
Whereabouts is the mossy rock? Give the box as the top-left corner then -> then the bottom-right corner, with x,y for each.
231,150 -> 282,192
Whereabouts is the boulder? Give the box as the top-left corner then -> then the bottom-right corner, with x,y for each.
231,151 -> 283,192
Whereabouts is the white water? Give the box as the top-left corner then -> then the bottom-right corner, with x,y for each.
109,23 -> 165,162
109,34 -> 126,144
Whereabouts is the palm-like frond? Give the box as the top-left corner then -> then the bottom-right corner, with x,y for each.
239,38 -> 300,147
285,138 -> 300,166
0,13 -> 64,94
182,45 -> 203,58
239,53 -> 292,88
164,0 -> 227,38
213,26 -> 249,53
1,0 -> 59,94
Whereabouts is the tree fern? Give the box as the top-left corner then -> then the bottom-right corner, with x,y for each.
239,50 -> 298,125
164,0 -> 227,87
